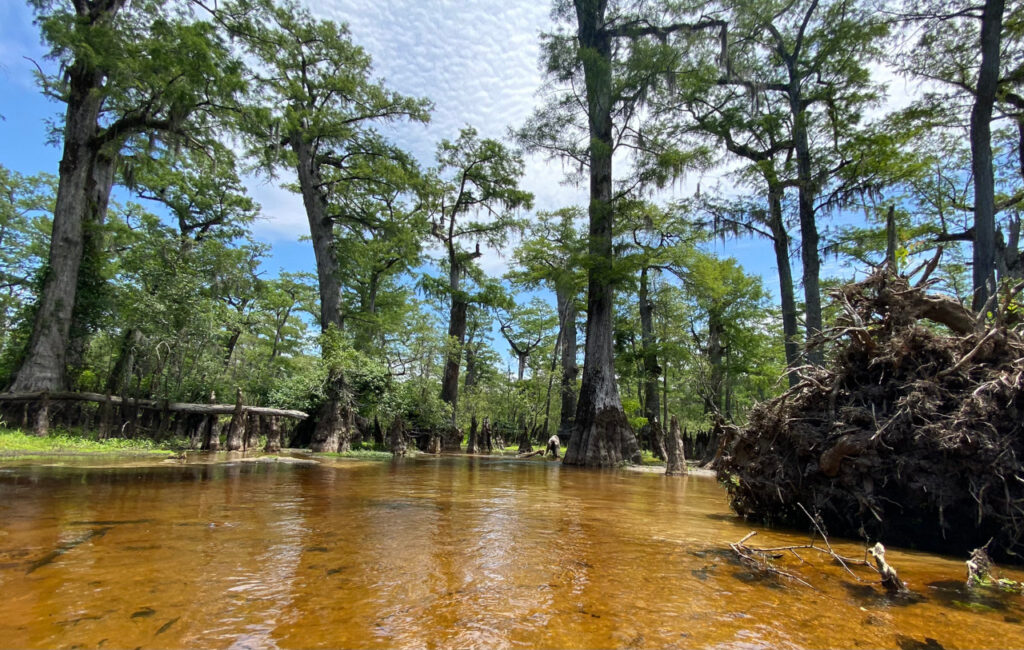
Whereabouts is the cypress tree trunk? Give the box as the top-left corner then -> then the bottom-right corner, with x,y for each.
264,417 -> 282,453
564,0 -> 641,467
439,261 -> 468,449
11,55 -> 112,392
638,267 -> 666,459
664,416 -> 686,476
225,390 -> 246,452
557,287 -> 578,444
706,313 -> 725,415
290,134 -> 343,333
790,90 -> 823,365
971,0 -> 1005,311
389,415 -> 407,457
768,183 -> 800,387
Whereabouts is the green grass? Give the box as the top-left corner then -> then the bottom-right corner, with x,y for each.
320,442 -> 411,460
0,427 -> 178,456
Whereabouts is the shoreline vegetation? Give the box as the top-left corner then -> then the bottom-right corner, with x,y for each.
0,427 -> 705,471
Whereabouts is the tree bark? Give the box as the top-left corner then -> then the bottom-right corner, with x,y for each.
11,55 -> 111,392
638,267 -> 666,458
264,416 -> 282,452
466,414 -> 479,454
480,416 -> 493,453
224,389 -> 245,452
664,416 -> 686,476
104,328 -> 141,395
440,260 -> 468,449
971,0 -> 1005,311
790,89 -> 823,365
565,0 -> 641,467
706,313 -> 725,415
389,415 -> 407,456
768,183 -> 801,386
556,286 -> 578,444
290,133 -> 343,333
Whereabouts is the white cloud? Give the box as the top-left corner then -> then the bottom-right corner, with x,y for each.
250,0 -> 580,281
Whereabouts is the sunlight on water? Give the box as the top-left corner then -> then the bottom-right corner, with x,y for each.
1,456 -> 1022,649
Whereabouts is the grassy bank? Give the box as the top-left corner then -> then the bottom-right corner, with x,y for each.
0,427 -> 178,457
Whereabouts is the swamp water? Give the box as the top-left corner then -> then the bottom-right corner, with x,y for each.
0,455 -> 1022,649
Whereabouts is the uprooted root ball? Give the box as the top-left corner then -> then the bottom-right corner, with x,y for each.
718,272 -> 1024,558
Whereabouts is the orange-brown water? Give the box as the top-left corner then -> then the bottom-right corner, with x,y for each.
1,454 -> 1021,649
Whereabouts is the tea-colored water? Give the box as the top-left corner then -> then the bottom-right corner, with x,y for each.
1,455 -> 1021,649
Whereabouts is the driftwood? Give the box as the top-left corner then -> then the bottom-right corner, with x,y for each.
0,391 -> 308,419
729,505 -> 880,593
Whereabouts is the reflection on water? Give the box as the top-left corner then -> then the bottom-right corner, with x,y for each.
1,456 -> 1022,649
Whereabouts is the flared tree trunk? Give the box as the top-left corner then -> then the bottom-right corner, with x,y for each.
564,0 -> 641,467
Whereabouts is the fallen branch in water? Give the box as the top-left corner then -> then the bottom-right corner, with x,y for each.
516,448 -> 545,458
729,531 -> 817,589
728,503 -> 889,591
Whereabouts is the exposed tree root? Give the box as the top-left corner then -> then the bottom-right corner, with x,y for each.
719,270 -> 1024,559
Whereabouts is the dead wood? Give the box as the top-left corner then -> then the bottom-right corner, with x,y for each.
729,504 -> 876,591
869,543 -> 908,595
719,270 -> 1024,559
0,391 -> 308,419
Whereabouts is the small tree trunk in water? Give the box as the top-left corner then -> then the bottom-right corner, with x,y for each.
244,411 -> 260,451
372,415 -> 384,447
638,267 -> 665,459
389,416 -> 407,457
564,0 -> 641,467
466,414 -> 479,454
201,415 -> 220,451
480,416 -> 493,453
664,416 -> 686,476
33,394 -> 50,437
557,288 -> 578,445
264,417 -> 281,453
439,291 -> 468,441
971,0 -> 1005,312
518,424 -> 533,454
426,432 -> 442,454
225,389 -> 245,452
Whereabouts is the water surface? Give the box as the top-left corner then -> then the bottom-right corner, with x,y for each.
1,455 -> 1021,648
